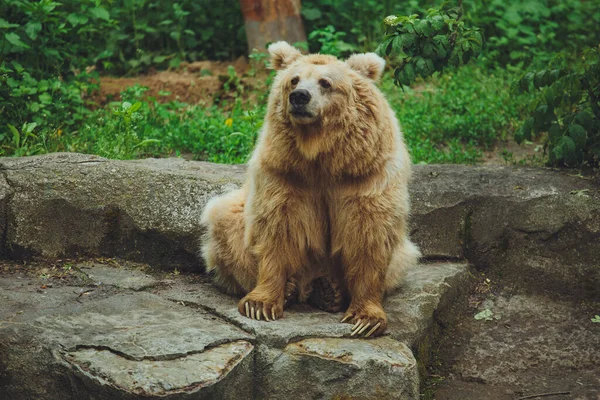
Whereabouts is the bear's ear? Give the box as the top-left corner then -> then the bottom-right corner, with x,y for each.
346,53 -> 386,82
268,41 -> 302,70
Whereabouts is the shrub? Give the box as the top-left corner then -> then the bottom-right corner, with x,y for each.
515,46 -> 600,166
376,3 -> 483,87
463,0 -> 600,67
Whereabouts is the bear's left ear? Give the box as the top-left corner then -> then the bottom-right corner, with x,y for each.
346,53 -> 386,82
268,41 -> 302,70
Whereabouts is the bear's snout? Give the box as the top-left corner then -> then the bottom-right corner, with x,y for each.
289,89 -> 311,107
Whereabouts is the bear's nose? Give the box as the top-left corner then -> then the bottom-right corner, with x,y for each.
289,89 -> 311,107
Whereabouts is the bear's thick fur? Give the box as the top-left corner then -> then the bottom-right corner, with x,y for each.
201,42 -> 420,336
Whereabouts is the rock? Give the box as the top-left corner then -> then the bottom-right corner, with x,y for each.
0,153 -> 244,268
256,338 -> 419,400
0,260 -> 468,399
60,341 -> 254,399
0,171 -> 10,254
411,165 -> 600,298
1,154 -> 598,296
157,262 -> 471,349
78,262 -> 159,290
0,273 -> 254,400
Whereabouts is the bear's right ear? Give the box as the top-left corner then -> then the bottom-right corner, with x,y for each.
268,41 -> 302,70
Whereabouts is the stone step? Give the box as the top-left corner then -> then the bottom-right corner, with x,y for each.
0,260 -> 469,399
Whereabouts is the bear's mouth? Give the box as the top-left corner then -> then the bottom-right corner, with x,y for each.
290,109 -> 315,119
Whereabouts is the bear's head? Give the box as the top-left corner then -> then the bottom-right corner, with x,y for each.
267,41 -> 385,128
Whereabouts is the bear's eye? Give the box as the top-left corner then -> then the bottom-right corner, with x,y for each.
291,77 -> 299,85
319,79 -> 332,89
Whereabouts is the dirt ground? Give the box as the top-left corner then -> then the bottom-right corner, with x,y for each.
95,56 -> 255,106
424,278 -> 600,400
94,58 -> 541,165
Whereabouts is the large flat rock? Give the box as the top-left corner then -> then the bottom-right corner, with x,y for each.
0,265 -> 254,399
1,153 -> 598,297
0,259 -> 469,399
158,262 -> 470,349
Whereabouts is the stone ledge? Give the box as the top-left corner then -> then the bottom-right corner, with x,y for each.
0,259 -> 469,399
1,153 -> 598,296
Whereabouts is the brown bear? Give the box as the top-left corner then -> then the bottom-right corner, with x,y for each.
200,41 -> 420,337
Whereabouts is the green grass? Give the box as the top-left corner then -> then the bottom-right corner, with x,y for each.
1,64 -> 534,165
385,63 -> 535,164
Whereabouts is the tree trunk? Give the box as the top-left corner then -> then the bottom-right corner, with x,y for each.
239,0 -> 307,53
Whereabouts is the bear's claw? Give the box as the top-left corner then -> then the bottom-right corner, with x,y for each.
341,305 -> 388,337
239,294 -> 282,322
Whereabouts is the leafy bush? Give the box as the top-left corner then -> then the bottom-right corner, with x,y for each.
0,0 -> 109,153
104,0 -> 246,73
515,46 -> 600,166
463,0 -> 600,67
377,4 -> 483,87
0,0 -> 114,77
307,25 -> 356,58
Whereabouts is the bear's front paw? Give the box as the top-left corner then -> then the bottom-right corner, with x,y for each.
341,303 -> 388,337
238,292 -> 284,321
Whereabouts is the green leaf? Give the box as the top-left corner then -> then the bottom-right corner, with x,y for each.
8,124 -> 20,147
11,61 -> 24,73
534,70 -> 548,88
533,104 -> 554,132
548,123 -> 562,143
392,35 -> 406,55
89,7 -> 110,21
516,118 -> 534,144
129,102 -> 142,113
574,112 -> 594,130
25,22 -> 42,40
67,13 -> 89,26
568,124 -> 587,149
0,18 -> 19,29
375,35 -> 394,56
415,19 -> 433,37
554,136 -> 576,163
404,63 -> 416,83
302,8 -> 322,21
4,32 -> 30,49
39,92 -> 52,104
432,35 -> 449,58
24,122 -> 37,134
430,15 -> 445,31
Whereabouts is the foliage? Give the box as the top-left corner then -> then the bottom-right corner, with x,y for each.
302,0 -> 410,53
307,25 -> 356,58
463,0 -> 600,67
0,0 -> 107,152
388,63 -> 534,164
515,47 -> 600,166
0,0 -> 245,76
0,0 -> 114,77
377,3 -> 483,88
70,85 -> 264,163
0,60 -> 98,150
2,61 -> 531,164
103,0 -> 245,73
